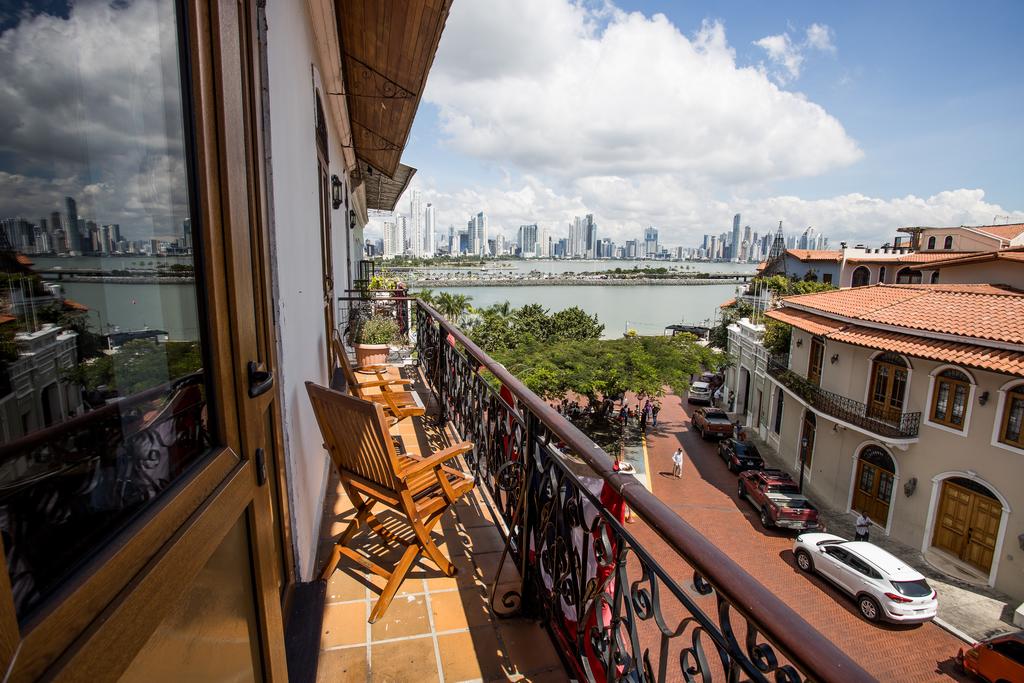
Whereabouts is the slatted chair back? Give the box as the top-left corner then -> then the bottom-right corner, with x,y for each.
306,382 -> 400,491
331,330 -> 361,392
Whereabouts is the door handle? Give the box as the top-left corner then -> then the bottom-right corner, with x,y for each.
247,360 -> 275,398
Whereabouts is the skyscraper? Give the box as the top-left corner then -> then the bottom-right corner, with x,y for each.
472,211 -> 489,256
583,214 -> 597,259
731,214 -> 741,262
517,224 -> 538,256
644,226 -> 658,258
423,201 -> 435,256
409,190 -> 423,257
382,218 -> 401,257
447,224 -> 455,254
65,196 -> 81,253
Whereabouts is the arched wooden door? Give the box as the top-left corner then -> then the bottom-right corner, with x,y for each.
932,477 -> 1002,573
868,354 -> 908,423
852,446 -> 895,524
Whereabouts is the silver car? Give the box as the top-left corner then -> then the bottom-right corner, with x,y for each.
687,381 -> 712,404
793,533 -> 938,623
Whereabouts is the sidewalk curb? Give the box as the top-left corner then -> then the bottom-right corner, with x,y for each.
932,617 -> 975,645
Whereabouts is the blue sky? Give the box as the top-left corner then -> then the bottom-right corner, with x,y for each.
386,0 -> 1024,247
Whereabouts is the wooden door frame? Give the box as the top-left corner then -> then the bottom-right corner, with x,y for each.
868,359 -> 908,421
0,1 -> 290,678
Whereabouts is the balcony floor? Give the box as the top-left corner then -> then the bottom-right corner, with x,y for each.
314,366 -> 566,682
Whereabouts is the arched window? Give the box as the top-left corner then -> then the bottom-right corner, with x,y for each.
930,271 -> 939,284
943,235 -> 954,250
878,266 -> 886,283
927,236 -> 936,250
851,266 -> 870,287
999,383 -> 1024,449
931,369 -> 971,430
896,268 -> 922,284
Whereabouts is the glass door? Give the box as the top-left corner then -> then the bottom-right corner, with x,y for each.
0,0 -> 287,678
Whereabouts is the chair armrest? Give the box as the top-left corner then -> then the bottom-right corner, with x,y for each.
401,441 -> 473,479
357,378 -> 414,389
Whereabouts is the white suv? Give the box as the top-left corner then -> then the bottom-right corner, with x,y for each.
687,381 -> 712,404
793,533 -> 937,623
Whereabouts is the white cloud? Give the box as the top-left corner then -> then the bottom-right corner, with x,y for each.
754,22 -> 836,84
754,33 -> 804,83
428,5 -> 861,185
805,23 -> 836,53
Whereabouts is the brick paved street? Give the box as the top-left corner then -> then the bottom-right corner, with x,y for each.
626,392 -> 972,682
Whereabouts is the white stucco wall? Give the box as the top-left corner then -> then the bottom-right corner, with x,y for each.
265,1 -> 354,581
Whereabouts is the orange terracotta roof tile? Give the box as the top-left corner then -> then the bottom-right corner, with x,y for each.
785,249 -> 842,262
975,223 -> 1024,241
0,315 -> 15,325
15,254 -> 33,266
843,251 -> 972,264
782,284 -> 1024,344
765,307 -> 847,336
826,326 -> 1024,376
62,299 -> 89,311
719,297 -> 737,309
931,247 -> 1024,268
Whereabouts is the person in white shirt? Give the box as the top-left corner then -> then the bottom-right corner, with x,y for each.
855,511 -> 871,542
671,447 -> 684,478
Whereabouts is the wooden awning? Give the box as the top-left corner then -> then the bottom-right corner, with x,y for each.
334,0 -> 451,181
356,163 -> 416,212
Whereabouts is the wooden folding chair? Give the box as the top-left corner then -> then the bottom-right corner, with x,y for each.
306,382 -> 474,623
332,330 -> 426,423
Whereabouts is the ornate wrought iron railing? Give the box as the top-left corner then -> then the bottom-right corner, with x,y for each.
413,300 -> 871,683
767,356 -> 921,439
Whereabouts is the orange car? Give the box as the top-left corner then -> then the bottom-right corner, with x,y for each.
957,630 -> 1024,683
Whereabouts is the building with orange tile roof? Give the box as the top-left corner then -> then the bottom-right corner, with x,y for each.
724,283 -> 1024,604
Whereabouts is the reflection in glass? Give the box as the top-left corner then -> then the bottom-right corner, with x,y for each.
0,0 -> 210,618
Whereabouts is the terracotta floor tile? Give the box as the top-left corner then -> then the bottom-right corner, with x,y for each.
370,636 -> 439,683
496,621 -> 561,676
437,627 -> 507,682
430,587 -> 491,632
472,552 -> 520,587
370,594 -> 431,640
317,647 -> 368,682
321,602 -> 367,648
325,567 -> 367,603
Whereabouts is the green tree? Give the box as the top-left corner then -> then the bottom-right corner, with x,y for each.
434,292 -> 473,323
762,318 -> 792,355
493,334 -> 722,404
708,302 -> 753,350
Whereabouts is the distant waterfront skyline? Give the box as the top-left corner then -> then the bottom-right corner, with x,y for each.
368,0 -> 1024,248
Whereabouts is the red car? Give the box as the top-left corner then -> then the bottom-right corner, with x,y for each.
957,630 -> 1024,683
738,469 -> 820,531
691,407 -> 733,440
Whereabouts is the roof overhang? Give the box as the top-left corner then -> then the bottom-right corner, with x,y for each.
334,0 -> 451,194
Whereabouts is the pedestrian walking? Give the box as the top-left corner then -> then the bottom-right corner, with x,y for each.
733,419 -> 742,440
641,400 -> 652,430
855,511 -> 871,542
712,386 -> 722,408
639,405 -> 648,430
728,390 -> 735,412
652,402 -> 661,427
671,447 -> 684,478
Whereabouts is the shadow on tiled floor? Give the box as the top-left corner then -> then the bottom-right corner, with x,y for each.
314,368 -> 567,682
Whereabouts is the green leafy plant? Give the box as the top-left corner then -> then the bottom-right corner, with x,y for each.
762,318 -> 792,355
355,315 -> 399,345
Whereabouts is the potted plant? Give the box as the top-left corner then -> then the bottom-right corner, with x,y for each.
353,315 -> 400,366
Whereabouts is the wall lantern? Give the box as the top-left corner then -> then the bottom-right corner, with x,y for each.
349,208 -> 357,231
903,477 -> 917,497
795,338 -> 803,347
979,391 -> 990,406
830,354 -> 839,364
331,174 -> 343,210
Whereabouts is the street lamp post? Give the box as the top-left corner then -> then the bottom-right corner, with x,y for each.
798,436 -> 808,492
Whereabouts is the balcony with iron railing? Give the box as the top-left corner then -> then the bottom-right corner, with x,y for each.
766,355 -> 921,440
320,293 -> 873,682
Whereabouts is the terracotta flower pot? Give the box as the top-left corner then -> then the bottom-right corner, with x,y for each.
354,343 -> 390,367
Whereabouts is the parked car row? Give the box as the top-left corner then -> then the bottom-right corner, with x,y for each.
698,425 -> 939,626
